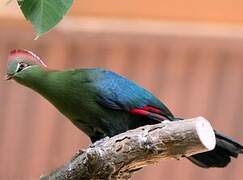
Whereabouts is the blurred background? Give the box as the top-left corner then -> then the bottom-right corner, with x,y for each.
0,0 -> 243,179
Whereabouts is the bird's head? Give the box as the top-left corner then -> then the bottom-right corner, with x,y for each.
5,49 -> 47,81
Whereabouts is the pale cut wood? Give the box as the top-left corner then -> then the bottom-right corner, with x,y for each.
41,117 -> 216,180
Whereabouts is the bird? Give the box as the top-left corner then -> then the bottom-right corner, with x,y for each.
5,49 -> 243,168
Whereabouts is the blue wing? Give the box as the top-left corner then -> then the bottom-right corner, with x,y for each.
94,69 -> 174,120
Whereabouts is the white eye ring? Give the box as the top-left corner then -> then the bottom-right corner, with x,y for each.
16,62 -> 30,73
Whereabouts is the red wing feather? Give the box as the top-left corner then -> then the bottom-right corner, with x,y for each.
130,105 -> 170,121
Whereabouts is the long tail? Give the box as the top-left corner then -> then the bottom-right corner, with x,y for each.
188,130 -> 243,168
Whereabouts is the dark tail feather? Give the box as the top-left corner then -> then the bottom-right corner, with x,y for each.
188,130 -> 243,168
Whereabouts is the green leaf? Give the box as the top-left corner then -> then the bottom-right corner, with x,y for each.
19,0 -> 73,38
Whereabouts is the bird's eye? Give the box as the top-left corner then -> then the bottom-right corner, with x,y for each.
16,62 -> 29,73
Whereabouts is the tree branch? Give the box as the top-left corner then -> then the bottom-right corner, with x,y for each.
40,117 -> 216,180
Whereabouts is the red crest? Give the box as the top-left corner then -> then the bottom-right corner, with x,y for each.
8,49 -> 47,67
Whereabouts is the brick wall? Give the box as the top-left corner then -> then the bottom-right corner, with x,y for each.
0,20 -> 243,180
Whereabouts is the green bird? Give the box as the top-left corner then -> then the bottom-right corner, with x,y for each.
5,49 -> 243,168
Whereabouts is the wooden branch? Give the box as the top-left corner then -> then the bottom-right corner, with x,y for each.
40,117 -> 216,180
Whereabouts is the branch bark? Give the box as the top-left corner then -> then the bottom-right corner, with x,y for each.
41,117 -> 216,180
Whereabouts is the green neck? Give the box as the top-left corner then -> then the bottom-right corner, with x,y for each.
14,66 -> 51,95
